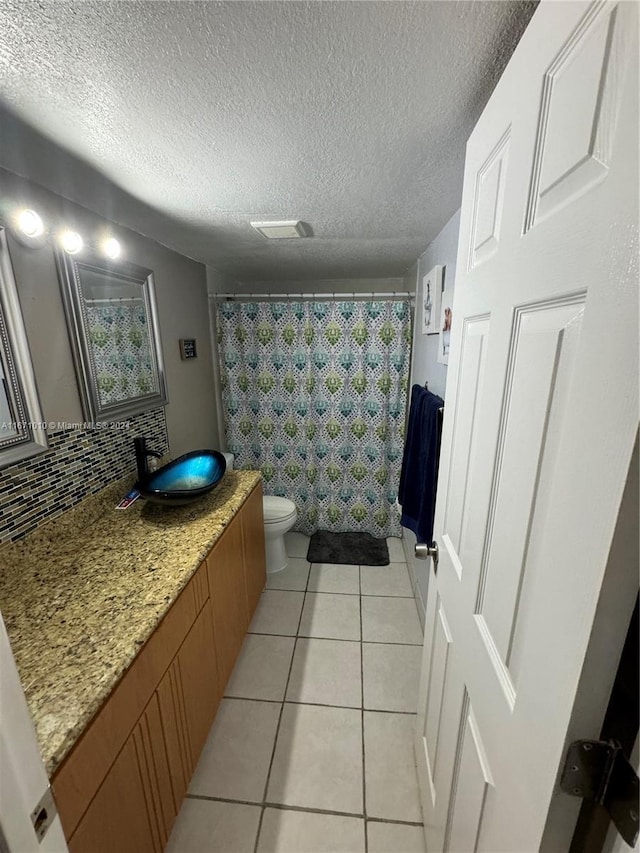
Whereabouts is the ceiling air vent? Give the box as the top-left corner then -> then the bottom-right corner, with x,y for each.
250,220 -> 307,239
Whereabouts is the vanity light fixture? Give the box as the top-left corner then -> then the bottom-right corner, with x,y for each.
103,237 -> 121,260
60,230 -> 83,255
10,207 -> 121,258
10,207 -> 48,248
16,208 -> 45,238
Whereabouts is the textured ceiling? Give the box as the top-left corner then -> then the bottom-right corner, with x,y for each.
0,1 -> 536,282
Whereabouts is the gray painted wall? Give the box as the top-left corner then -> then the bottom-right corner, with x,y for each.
401,209 -> 461,625
0,167 -> 219,456
408,209 -> 461,399
206,265 -> 238,295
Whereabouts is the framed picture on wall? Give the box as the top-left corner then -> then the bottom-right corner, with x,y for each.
438,288 -> 453,365
421,265 -> 442,335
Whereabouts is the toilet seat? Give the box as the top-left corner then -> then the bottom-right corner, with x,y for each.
263,495 -> 296,524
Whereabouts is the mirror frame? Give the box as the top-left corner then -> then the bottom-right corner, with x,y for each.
56,248 -> 168,423
0,225 -> 48,466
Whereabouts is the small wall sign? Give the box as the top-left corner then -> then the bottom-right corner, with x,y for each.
437,289 -> 453,366
179,339 -> 197,360
421,265 -> 443,335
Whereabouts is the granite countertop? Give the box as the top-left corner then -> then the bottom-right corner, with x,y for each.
0,469 -> 261,776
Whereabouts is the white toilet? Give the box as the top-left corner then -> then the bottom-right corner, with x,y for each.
262,496 -> 298,574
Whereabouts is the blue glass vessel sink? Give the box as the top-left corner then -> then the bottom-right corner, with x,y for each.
136,450 -> 227,505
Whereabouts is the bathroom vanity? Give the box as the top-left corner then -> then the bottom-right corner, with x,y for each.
0,470 -> 266,852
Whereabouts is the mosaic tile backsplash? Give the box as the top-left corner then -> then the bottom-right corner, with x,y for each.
0,408 -> 168,543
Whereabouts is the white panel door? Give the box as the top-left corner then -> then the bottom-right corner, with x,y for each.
0,613 -> 68,852
415,1 -> 638,851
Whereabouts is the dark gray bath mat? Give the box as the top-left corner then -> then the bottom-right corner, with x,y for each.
307,531 -> 389,566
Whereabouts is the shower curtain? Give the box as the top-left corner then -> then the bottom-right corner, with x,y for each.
217,298 -> 411,538
86,300 -> 155,406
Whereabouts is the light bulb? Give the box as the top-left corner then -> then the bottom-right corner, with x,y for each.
61,230 -> 83,255
103,237 -> 120,259
17,209 -> 44,238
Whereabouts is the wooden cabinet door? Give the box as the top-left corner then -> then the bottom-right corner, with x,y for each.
177,599 -> 220,766
156,657 -> 190,812
157,600 -> 220,813
241,482 -> 267,621
68,735 -> 156,853
132,693 -> 176,849
207,512 -> 247,690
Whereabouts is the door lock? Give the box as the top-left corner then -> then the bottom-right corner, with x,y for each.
415,541 -> 439,573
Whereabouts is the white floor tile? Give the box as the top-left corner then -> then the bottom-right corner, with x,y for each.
299,592 -> 361,641
225,634 -> 295,701
363,643 -> 421,713
166,799 -> 261,853
249,589 -> 305,636
257,808 -> 365,853
367,821 -> 426,853
308,563 -> 360,594
266,557 -> 311,591
364,711 -> 422,822
284,531 -> 310,559
189,699 -> 280,802
361,597 -> 423,645
360,563 -> 413,597
286,638 -> 362,708
386,537 -> 406,563
267,704 -> 363,813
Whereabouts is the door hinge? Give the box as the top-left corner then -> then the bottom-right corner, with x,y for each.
31,786 -> 57,843
561,740 -> 639,847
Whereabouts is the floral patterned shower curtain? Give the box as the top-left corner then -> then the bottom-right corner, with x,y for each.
217,299 -> 411,538
86,300 -> 155,406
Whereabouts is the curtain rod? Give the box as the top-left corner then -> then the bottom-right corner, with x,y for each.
208,291 -> 413,300
84,296 -> 144,304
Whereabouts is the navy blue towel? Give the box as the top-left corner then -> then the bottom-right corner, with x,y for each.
398,384 -> 444,545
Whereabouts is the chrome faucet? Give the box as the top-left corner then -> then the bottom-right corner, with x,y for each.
134,436 -> 162,482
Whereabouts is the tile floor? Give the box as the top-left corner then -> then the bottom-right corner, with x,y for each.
167,534 -> 426,853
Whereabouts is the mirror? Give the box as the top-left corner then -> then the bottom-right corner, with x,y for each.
56,249 -> 167,422
0,226 -> 48,466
